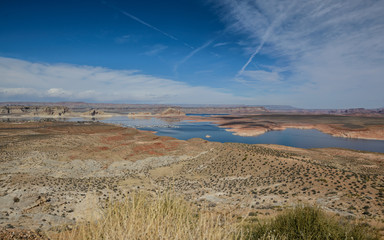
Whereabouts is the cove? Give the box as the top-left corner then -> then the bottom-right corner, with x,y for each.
98,117 -> 384,153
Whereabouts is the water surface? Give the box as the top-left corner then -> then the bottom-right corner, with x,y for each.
96,117 -> 384,153
6,116 -> 382,153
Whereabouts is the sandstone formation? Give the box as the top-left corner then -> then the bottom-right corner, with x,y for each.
158,108 -> 186,116
182,106 -> 268,114
83,109 -> 106,116
0,106 -> 70,117
127,108 -> 185,117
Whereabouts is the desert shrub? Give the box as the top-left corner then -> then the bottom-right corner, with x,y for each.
241,205 -> 379,240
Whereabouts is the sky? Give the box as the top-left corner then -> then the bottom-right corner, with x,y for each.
0,0 -> 383,108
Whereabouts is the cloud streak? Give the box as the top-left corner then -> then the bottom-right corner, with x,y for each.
144,44 -> 168,56
213,0 -> 384,108
102,1 -> 194,49
237,2 -> 292,76
0,57 -> 251,104
120,11 -> 179,41
174,39 -> 214,73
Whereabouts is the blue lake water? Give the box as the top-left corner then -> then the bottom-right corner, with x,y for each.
94,116 -> 384,153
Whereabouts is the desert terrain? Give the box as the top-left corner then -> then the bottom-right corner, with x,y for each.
2,104 -> 384,141
0,119 -> 383,237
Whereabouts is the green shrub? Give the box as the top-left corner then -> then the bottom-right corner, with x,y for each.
241,205 -> 379,240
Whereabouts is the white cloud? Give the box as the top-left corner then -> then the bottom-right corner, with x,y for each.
213,42 -> 229,47
0,56 -> 251,104
47,88 -> 73,98
212,0 -> 384,108
0,87 -> 41,97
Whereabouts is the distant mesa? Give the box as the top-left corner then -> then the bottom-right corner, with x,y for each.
182,106 -> 268,114
0,105 -> 111,118
0,105 -> 70,116
127,108 -> 186,117
159,108 -> 186,116
41,106 -> 70,116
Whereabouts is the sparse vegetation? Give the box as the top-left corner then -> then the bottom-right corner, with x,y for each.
241,205 -> 379,240
52,193 -> 379,240
53,191 -> 241,240
2,121 -> 384,238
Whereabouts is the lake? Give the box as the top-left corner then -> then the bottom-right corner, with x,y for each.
96,116 -> 384,153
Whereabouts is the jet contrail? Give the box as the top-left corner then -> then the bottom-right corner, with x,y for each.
120,11 -> 178,41
101,1 -> 195,49
121,11 -> 194,49
174,39 -> 213,73
237,27 -> 272,76
238,42 -> 265,76
237,6 -> 291,76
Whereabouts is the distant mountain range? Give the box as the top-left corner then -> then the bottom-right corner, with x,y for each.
0,102 -> 383,116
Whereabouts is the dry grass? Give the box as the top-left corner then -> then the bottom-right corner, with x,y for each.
52,191 -> 241,240
50,193 -> 379,240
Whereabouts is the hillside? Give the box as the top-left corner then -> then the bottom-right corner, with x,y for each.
0,120 -> 383,237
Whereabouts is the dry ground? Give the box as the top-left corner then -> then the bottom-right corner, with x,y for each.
0,120 -> 383,236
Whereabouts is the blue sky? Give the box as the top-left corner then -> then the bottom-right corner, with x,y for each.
0,0 -> 383,108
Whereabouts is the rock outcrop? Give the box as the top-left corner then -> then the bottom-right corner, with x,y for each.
159,108 -> 186,116
0,106 -> 70,116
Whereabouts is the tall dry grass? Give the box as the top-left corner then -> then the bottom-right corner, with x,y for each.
53,191 -> 242,240
51,193 -> 379,240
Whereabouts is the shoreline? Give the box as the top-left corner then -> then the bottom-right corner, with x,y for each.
185,115 -> 384,141
220,124 -> 384,141
2,113 -> 384,141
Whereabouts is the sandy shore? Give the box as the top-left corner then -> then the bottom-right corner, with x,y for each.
185,114 -> 384,140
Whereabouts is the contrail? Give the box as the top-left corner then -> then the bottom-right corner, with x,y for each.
238,42 -> 265,75
101,1 -> 195,49
237,27 -> 272,76
237,6 -> 291,76
121,11 -> 194,49
100,1 -> 184,43
174,39 -> 213,73
120,11 -> 179,41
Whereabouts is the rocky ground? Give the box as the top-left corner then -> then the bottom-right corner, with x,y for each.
0,120 -> 383,237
